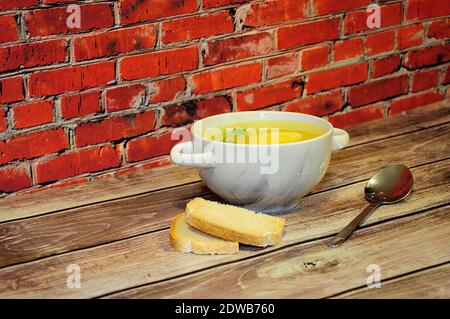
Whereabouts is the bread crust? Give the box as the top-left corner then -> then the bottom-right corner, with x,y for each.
170,214 -> 239,255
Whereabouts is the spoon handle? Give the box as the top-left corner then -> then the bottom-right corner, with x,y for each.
328,202 -> 381,248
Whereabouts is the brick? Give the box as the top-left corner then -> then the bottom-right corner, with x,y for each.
371,54 -> 401,78
390,91 -> 445,114
348,75 -> 408,107
444,66 -> 450,85
29,61 -> 115,97
278,17 -> 340,49
403,43 -> 450,70
0,0 -> 37,10
74,24 -> 157,61
266,53 -> 297,80
120,46 -> 198,81
0,76 -> 24,104
61,91 -> 101,119
191,62 -> 262,95
344,3 -> 402,35
333,38 -> 364,61
25,3 -> 114,37
42,0 -> 78,3
311,0 -> 371,16
0,108 -> 6,132
162,95 -> 231,127
407,0 -> 450,21
162,11 -> 234,44
428,19 -> 450,40
149,77 -> 186,104
283,90 -> 343,116
0,128 -> 68,165
328,105 -> 384,128
236,78 -> 303,111
13,100 -> 54,129
306,62 -> 368,94
366,30 -> 395,56
0,14 -> 19,44
0,165 -> 32,193
0,39 -> 67,73
119,0 -> 198,25
241,0 -> 308,28
35,145 -> 121,184
203,32 -> 274,66
299,45 -> 329,71
411,69 -> 440,93
74,110 -> 155,147
203,0 -> 248,8
105,84 -> 145,112
126,131 -> 178,163
397,24 -> 424,50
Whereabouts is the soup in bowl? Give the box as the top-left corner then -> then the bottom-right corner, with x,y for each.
170,111 -> 349,213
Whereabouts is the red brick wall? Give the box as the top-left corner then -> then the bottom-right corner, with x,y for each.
0,0 -> 449,194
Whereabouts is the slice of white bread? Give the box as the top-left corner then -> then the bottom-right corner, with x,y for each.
170,213 -> 239,255
186,198 -> 285,247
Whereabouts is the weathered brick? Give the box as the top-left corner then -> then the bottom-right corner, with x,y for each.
241,0 -> 308,28
192,62 -> 262,94
443,66 -> 450,85
371,54 -> 401,78
149,77 -> 186,104
236,78 -> 303,111
105,84 -> 146,112
126,131 -> 177,163
390,91 -> 445,114
397,24 -> 424,50
403,43 -> 450,70
162,11 -> 234,44
283,90 -> 343,116
0,76 -> 24,104
203,32 -> 274,66
0,108 -> 6,132
162,95 -> 231,127
35,145 -> 121,184
119,0 -> 198,25
306,62 -> 368,94
328,104 -> 384,128
120,46 -> 198,81
74,24 -> 157,61
0,164 -> 32,193
0,0 -> 37,10
0,39 -> 67,73
411,69 -> 440,92
0,14 -> 19,44
333,38 -> 364,61
266,53 -> 297,80
407,0 -> 450,21
311,0 -> 371,16
61,91 -> 101,119
203,0 -> 249,9
344,3 -> 402,35
0,128 -> 68,165
277,17 -> 340,49
29,61 -> 115,97
428,19 -> 450,40
25,3 -> 114,37
74,110 -> 155,147
299,45 -> 330,71
348,75 -> 408,107
366,30 -> 395,56
13,100 -> 54,129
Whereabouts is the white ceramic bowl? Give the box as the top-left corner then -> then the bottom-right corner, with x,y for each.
170,111 -> 349,213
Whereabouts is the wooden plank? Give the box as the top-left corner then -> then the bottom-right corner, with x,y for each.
107,206 -> 450,299
334,263 -> 450,299
0,101 -> 449,223
0,122 -> 449,267
0,159 -> 448,298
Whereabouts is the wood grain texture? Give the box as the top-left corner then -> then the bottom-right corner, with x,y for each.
107,206 -> 450,298
0,160 -> 448,298
1,101 -> 449,223
0,122 -> 449,268
335,263 -> 450,299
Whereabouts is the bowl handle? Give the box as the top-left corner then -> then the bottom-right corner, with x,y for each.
170,141 -> 216,168
331,128 -> 350,152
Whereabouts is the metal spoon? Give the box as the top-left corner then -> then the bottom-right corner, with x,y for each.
328,164 -> 414,248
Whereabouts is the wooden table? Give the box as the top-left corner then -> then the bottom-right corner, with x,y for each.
1,101 -> 449,299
